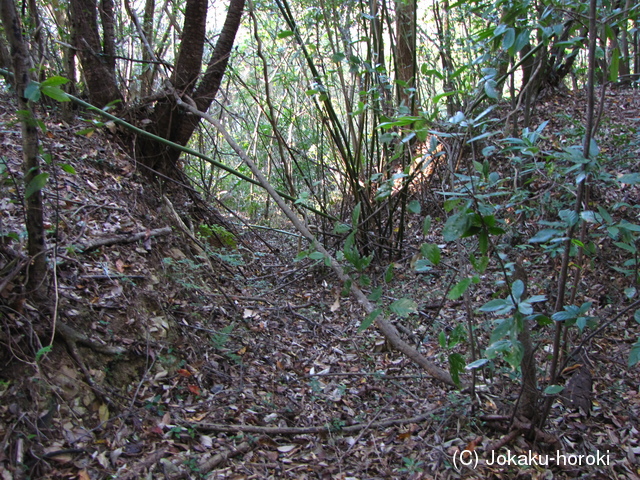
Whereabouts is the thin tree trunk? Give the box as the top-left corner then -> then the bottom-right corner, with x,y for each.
0,0 -> 48,297
69,0 -> 122,107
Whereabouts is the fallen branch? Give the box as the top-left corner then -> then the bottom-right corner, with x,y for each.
78,227 -> 172,252
117,447 -> 168,480
198,441 -> 251,473
194,410 -> 439,435
173,93 -> 457,388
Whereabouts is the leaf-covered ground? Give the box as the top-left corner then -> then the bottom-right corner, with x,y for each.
0,87 -> 639,479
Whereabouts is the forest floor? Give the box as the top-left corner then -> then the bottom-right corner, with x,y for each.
0,86 -> 640,480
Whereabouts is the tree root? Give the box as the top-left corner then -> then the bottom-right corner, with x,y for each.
484,416 -> 563,453
55,321 -> 126,406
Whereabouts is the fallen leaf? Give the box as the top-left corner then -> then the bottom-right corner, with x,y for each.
98,404 -> 109,423
277,445 -> 296,453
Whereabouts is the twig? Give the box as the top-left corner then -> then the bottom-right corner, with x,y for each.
78,227 -> 172,252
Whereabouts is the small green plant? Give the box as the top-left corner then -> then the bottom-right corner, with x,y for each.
399,456 -> 424,474
199,223 -> 237,248
211,323 -> 234,351
144,395 -> 165,415
210,323 -> 242,364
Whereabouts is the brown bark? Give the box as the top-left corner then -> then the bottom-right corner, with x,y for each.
0,24 -> 11,82
0,0 -> 48,296
395,0 -> 416,113
69,0 -> 122,108
135,0 -> 245,176
99,0 -> 117,72
512,263 -> 539,421
140,0 -> 155,97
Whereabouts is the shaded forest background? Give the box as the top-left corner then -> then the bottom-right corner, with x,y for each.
0,0 -> 639,477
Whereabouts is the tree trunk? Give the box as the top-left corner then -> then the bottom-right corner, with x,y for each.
0,0 -> 48,297
395,0 -> 416,114
135,0 -> 245,177
69,0 -> 122,107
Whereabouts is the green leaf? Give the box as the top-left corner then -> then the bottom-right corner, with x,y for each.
588,138 -> 599,158
390,298 -> 418,318
341,278 -> 352,296
484,79 -> 499,99
511,279 -> 525,300
24,82 -> 41,102
334,223 -> 351,234
448,353 -> 465,387
478,231 -> 488,255
609,48 -> 620,82
534,314 -> 552,326
634,310 -> 640,324
277,30 -> 294,38
618,173 -> 640,185
294,250 -> 308,261
420,243 -> 440,266
514,30 -> 530,52
384,263 -> 394,283
629,339 -> 640,367
559,209 -> 579,227
352,203 -> 361,227
422,215 -> 432,235
414,259 -> 432,272
76,127 -> 96,136
619,221 -> 640,233
490,317 -> 514,343
41,75 -> 69,87
359,308 -> 382,332
502,28 -> 515,50
544,384 -> 564,395
480,298 -> 509,312
35,345 -> 52,362
468,131 -> 496,143
527,295 -> 547,303
466,358 -> 490,370
448,278 -> 472,300
25,173 -> 49,199
485,339 -> 513,360
614,241 -> 636,254
471,255 -> 489,274
438,331 -> 447,348
60,164 -> 76,174
368,286 -> 382,302
407,200 -> 421,214
529,228 -> 562,243
552,310 -> 575,322
443,212 -> 471,241
518,302 -> 533,315
41,85 -> 70,102
331,52 -> 346,63
308,251 -> 324,260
